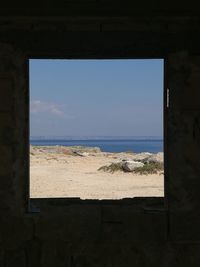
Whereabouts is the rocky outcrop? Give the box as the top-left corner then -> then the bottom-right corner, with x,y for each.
131,152 -> 152,162
73,151 -> 90,157
145,152 -> 163,164
122,160 -> 144,172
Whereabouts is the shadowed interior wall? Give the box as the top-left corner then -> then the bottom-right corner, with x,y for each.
0,5 -> 200,266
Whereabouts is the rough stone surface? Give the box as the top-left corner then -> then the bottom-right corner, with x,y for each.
131,152 -> 153,162
116,152 -> 153,162
146,152 -> 164,164
122,160 -> 144,172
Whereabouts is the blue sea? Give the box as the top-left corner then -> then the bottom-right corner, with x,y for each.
30,139 -> 163,153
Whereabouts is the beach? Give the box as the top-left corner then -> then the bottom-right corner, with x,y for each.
30,146 -> 164,199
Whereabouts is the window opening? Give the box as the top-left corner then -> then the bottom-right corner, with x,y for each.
30,59 -> 164,200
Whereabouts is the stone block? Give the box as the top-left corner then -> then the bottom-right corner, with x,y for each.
0,145 -> 13,177
102,20 -> 164,32
40,241 -> 71,267
123,211 -> 167,243
0,113 -> 14,145
167,110 -> 200,208
35,215 -> 70,241
0,247 -> 4,267
36,205 -> 101,244
169,211 -> 200,241
25,239 -> 42,267
163,243 -> 200,267
167,54 -> 200,110
1,217 -> 34,250
5,249 -> 26,267
67,22 -> 100,31
99,205 -> 167,243
69,243 -> 146,267
0,78 -> 13,112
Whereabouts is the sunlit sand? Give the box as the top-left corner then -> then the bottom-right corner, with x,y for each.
30,146 -> 164,199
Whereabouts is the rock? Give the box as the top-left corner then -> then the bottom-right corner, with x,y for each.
119,156 -> 134,161
131,152 -> 152,163
73,151 -> 89,157
122,160 -> 144,172
115,152 -> 152,163
145,152 -> 163,163
72,146 -> 101,153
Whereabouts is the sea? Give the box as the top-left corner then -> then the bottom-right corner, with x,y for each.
30,138 -> 163,153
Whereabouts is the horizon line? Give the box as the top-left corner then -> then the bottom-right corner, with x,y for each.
30,135 -> 163,140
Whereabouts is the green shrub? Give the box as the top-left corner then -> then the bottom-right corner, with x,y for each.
98,163 -> 123,173
134,162 -> 164,175
98,161 -> 164,175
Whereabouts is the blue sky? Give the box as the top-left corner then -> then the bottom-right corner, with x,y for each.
30,59 -> 163,138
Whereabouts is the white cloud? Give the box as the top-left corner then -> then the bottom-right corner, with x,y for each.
30,100 -> 65,117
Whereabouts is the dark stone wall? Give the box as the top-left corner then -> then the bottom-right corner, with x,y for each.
0,11 -> 200,266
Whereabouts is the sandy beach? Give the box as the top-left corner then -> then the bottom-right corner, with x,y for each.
30,146 -> 164,199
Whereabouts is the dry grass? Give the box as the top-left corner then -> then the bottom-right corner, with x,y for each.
98,161 -> 164,175
134,162 -> 164,175
98,162 -> 123,173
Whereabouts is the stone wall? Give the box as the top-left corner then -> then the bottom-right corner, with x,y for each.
0,12 -> 200,266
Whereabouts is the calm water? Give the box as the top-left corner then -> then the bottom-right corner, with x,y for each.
30,139 -> 163,153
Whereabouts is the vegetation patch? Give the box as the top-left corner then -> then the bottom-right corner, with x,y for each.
98,161 -> 164,174
98,163 -> 123,173
133,162 -> 164,175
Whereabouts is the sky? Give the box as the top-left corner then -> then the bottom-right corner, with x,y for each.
30,59 -> 163,138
